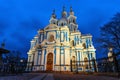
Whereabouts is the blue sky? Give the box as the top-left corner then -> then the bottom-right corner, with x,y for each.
0,0 -> 120,58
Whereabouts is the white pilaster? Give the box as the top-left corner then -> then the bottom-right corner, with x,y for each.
56,48 -> 60,65
41,48 -> 45,65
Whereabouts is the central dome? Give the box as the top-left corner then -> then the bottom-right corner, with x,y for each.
58,17 -> 68,26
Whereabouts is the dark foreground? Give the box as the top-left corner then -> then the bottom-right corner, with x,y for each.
0,73 -> 119,80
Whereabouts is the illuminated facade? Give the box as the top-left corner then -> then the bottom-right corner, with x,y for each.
27,7 -> 96,72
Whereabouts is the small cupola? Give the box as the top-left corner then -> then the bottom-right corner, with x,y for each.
49,9 -> 58,25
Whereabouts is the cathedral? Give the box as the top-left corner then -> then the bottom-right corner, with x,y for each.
26,7 -> 96,72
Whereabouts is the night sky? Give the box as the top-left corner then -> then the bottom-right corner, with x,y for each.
0,0 -> 120,58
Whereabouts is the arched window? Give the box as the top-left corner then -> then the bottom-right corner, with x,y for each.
73,19 -> 75,23
84,57 -> 88,62
70,40 -> 74,47
61,23 -> 64,26
82,43 -> 86,49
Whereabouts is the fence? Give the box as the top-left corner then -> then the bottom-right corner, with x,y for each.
71,53 -> 120,73
70,58 -> 97,72
26,62 -> 44,72
96,55 -> 120,72
0,59 -> 27,75
0,54 -> 120,74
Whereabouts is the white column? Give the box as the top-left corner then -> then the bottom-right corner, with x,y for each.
38,52 -> 41,65
76,51 -> 79,61
41,34 -> 43,41
80,51 -> 83,66
61,51 -> 64,65
34,51 -> 38,66
28,54 -> 31,62
30,54 -> 33,62
56,48 -> 60,65
65,49 -> 70,64
41,49 -> 44,65
55,48 -> 59,71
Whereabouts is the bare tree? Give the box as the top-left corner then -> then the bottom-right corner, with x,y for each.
98,13 -> 120,53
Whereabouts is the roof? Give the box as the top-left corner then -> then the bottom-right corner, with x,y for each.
45,24 -> 58,30
59,17 -> 68,22
0,48 -> 10,54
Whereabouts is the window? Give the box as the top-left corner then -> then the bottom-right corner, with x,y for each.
70,40 -> 74,46
73,19 -> 75,23
61,49 -> 64,54
61,23 -> 64,26
48,35 -> 54,42
82,43 -> 86,49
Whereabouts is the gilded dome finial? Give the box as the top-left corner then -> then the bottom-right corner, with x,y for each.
70,6 -> 74,15
62,6 -> 67,17
52,9 -> 56,18
70,6 -> 73,12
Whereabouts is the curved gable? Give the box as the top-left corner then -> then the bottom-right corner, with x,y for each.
45,24 -> 58,30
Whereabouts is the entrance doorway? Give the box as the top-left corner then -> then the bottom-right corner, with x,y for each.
46,53 -> 53,71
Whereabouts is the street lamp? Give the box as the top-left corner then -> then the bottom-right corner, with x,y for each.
20,59 -> 24,73
108,47 -> 113,62
20,59 -> 23,63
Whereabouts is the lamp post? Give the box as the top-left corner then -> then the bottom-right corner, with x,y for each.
108,47 -> 118,72
20,59 -> 23,63
20,59 -> 23,73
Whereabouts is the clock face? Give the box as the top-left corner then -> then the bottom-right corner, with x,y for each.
48,35 -> 54,42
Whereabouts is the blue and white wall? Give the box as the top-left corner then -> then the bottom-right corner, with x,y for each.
26,8 -> 96,72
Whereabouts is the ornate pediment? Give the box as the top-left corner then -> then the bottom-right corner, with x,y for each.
45,24 -> 58,30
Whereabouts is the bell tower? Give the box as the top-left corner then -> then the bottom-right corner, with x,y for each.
58,6 -> 68,26
68,6 -> 78,32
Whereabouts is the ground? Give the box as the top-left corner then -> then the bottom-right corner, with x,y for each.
0,73 -> 119,80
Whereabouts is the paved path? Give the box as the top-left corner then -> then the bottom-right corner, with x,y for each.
44,74 -> 54,80
54,73 -> 119,80
30,73 -> 47,80
30,73 -> 54,80
0,73 -> 119,80
0,73 -> 54,80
